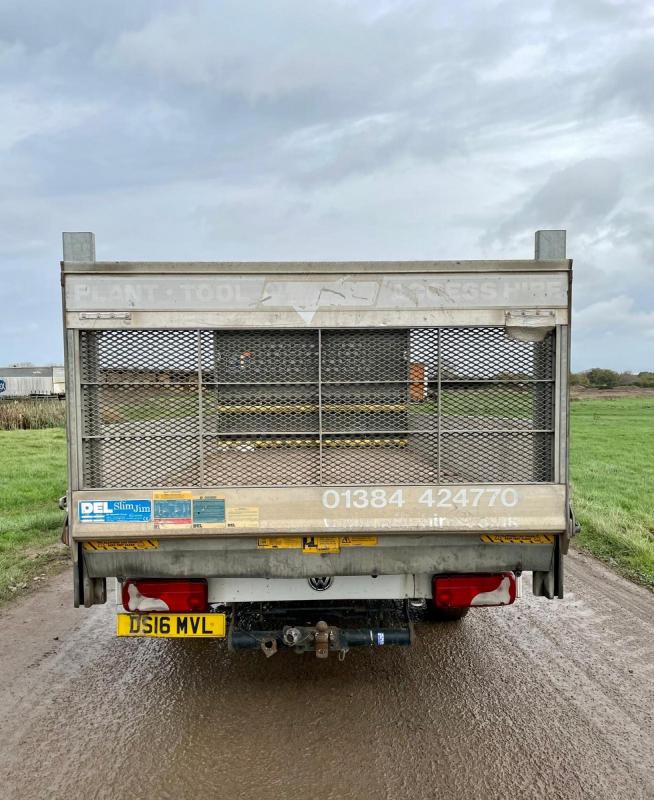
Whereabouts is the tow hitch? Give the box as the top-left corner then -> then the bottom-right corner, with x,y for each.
228,601 -> 414,659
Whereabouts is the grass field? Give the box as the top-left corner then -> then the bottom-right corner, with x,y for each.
413,386 -> 538,419
0,428 -> 68,602
0,396 -> 652,603
570,397 -> 654,588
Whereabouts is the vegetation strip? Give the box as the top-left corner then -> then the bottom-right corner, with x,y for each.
0,428 -> 68,602
570,397 -> 654,589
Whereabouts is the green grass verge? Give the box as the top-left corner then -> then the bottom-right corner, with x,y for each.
0,428 -> 68,602
414,387 -> 536,418
570,397 -> 654,588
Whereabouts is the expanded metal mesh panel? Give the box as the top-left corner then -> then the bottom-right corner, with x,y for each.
81,385 -> 199,437
80,330 -> 198,384
321,330 -> 409,382
441,432 -> 553,483
322,384 -> 413,433
203,436 -> 321,486
322,434 -> 439,484
206,330 -> 318,384
440,382 -> 554,431
78,327 -> 556,488
83,438 -> 201,488
439,327 -> 554,380
205,385 -> 319,434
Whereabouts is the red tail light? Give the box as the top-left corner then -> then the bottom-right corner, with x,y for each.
122,579 -> 208,613
432,573 -> 516,608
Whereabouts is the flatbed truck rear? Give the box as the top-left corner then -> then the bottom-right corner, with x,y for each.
60,229 -> 575,658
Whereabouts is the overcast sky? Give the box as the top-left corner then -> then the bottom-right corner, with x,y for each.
1,0 -> 653,371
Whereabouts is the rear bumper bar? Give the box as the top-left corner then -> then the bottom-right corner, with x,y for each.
81,533 -> 558,579
229,626 -> 413,653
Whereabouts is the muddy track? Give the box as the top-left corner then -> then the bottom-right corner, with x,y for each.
0,551 -> 652,800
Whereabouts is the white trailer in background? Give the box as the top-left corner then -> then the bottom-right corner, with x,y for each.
0,366 -> 65,398
60,230 -> 576,658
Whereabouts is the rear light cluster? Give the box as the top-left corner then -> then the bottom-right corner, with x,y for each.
432,572 -> 516,608
122,579 -> 208,613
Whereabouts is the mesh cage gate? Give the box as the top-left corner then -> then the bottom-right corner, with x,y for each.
79,327 -> 556,488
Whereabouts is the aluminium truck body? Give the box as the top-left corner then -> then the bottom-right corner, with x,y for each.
61,230 -> 574,656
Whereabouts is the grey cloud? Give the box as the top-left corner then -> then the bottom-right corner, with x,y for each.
553,0 -> 648,27
98,2 -> 437,103
0,0 -> 653,371
603,209 -> 654,263
0,0 -> 634,197
575,295 -> 654,335
487,159 -> 623,247
0,1 -> 161,54
595,41 -> 654,119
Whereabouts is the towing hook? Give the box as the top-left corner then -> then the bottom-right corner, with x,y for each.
315,620 -> 330,659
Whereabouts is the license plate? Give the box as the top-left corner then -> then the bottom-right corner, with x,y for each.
116,613 -> 226,638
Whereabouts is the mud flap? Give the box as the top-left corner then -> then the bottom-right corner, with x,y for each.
73,545 -> 81,608
532,535 -> 564,599
60,513 -> 70,546
74,542 -> 107,608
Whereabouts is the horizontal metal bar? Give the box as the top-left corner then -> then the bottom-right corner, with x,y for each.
78,378 -> 556,386
82,434 -> 200,440
63,259 -> 572,275
214,403 -> 408,412
203,381 -> 319,387
202,380 -> 408,387
79,480 -> 560,490
68,310 -> 570,330
82,427 -> 554,441
439,379 -> 555,385
441,428 -> 554,434
320,429 -> 434,435
80,381 -> 199,387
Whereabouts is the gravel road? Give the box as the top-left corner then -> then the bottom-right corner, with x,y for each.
0,551 -> 652,800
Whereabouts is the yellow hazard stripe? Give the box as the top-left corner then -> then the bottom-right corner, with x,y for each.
82,539 -> 160,551
480,534 -> 555,545
215,404 -> 408,413
215,438 -> 408,448
323,438 -> 407,447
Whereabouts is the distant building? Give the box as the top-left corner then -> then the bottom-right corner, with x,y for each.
0,366 -> 65,397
